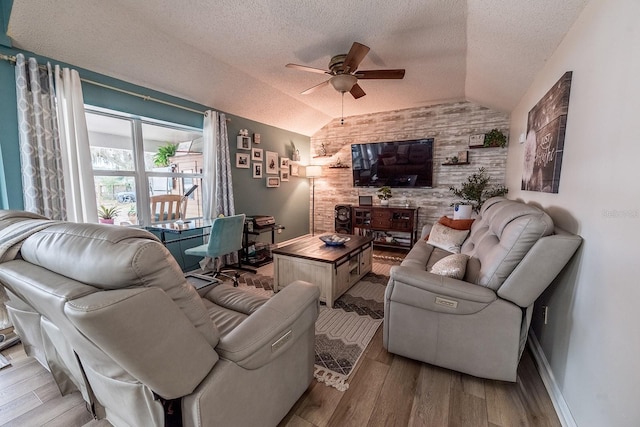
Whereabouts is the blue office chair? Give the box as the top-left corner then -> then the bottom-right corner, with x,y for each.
185,213 -> 246,286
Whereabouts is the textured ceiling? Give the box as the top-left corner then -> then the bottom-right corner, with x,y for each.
7,0 -> 589,136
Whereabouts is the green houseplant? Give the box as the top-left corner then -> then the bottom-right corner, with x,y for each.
98,205 -> 120,224
153,143 -> 178,167
377,186 -> 393,206
483,129 -> 507,148
449,167 -> 508,213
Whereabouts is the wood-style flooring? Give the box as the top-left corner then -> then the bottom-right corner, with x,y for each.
0,332 -> 560,427
0,247 -> 560,426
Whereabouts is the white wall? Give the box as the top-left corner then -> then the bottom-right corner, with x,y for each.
505,0 -> 640,425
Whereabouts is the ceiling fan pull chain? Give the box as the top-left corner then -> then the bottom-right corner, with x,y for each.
341,92 -> 345,125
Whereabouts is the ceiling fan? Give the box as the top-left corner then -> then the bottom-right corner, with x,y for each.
286,42 -> 405,99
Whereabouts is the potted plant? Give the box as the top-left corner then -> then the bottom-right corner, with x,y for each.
483,129 -> 507,148
98,205 -> 120,224
377,186 -> 393,206
127,206 -> 137,223
449,167 -> 508,214
153,143 -> 178,167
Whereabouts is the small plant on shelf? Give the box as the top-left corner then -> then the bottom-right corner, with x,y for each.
483,129 -> 507,148
98,205 -> 120,224
449,167 -> 508,213
377,186 -> 393,205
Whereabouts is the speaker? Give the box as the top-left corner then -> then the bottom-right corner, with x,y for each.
334,204 -> 352,234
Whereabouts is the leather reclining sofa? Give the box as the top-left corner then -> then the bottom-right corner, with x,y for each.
384,197 -> 582,381
0,210 -> 319,426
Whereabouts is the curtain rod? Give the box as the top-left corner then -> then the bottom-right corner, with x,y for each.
0,52 -> 218,118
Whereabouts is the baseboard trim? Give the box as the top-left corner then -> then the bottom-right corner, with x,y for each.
527,331 -> 576,427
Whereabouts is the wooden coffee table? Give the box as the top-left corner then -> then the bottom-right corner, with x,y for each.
272,234 -> 373,307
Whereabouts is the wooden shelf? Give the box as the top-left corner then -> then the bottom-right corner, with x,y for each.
469,145 -> 504,149
442,162 -> 470,166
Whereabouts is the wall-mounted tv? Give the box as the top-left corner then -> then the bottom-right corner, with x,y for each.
351,138 -> 434,188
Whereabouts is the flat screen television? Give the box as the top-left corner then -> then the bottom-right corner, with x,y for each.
351,138 -> 434,188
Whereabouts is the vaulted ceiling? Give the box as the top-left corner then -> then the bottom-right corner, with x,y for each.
7,0 -> 589,136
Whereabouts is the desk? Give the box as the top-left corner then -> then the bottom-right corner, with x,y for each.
146,219 -> 212,271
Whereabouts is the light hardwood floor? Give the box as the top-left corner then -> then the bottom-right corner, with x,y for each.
0,248 -> 560,426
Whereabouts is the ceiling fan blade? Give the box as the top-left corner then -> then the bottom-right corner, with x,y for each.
342,42 -> 370,72
356,69 -> 406,79
350,83 -> 366,99
301,79 -> 330,95
286,63 -> 329,75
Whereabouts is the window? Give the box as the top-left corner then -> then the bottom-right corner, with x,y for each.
86,107 -> 203,226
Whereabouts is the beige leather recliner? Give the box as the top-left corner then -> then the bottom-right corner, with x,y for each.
0,210 -> 319,426
383,198 -> 582,382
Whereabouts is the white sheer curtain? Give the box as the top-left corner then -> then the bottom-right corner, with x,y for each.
54,65 -> 97,223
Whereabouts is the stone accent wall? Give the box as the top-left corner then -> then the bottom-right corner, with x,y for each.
309,101 -> 510,235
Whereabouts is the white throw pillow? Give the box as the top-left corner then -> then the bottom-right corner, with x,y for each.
426,222 -> 470,253
430,253 -> 469,279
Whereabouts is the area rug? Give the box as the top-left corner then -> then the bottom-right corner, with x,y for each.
234,263 -> 394,391
313,272 -> 387,391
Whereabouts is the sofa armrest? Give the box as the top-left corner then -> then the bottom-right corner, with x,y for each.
215,280 -> 319,369
387,266 -> 496,314
498,228 -> 582,307
420,224 -> 432,240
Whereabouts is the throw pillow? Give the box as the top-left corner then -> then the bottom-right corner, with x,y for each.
426,222 -> 470,253
438,216 -> 474,231
430,253 -> 469,279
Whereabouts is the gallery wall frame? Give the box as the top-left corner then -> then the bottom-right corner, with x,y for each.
237,135 -> 251,150
253,162 -> 263,178
236,152 -> 250,168
266,151 -> 279,174
266,176 -> 280,187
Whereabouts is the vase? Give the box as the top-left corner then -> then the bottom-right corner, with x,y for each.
453,204 -> 473,220
381,199 -> 389,206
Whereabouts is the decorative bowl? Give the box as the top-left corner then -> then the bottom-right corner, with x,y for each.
319,235 -> 351,246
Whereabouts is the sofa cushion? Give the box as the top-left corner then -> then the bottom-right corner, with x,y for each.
430,254 -> 469,279
426,222 -> 469,254
438,216 -> 475,231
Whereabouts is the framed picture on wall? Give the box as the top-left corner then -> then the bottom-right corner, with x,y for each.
266,177 -> 280,188
253,162 -> 262,178
290,163 -> 299,176
252,148 -> 263,161
237,135 -> 251,150
266,151 -> 278,174
281,170 -> 289,181
280,157 -> 290,169
236,153 -> 250,168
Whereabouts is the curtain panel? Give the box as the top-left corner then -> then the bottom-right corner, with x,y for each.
14,54 -> 66,220
202,110 -> 237,267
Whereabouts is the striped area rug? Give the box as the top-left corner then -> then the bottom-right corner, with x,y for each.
234,259 -> 397,391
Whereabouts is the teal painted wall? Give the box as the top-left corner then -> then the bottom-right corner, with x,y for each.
0,45 -> 311,241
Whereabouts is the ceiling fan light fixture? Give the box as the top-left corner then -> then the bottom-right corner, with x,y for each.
330,74 -> 357,93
